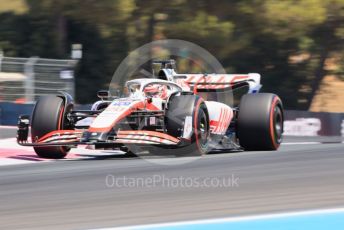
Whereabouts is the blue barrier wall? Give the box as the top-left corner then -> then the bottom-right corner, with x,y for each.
0,102 -> 91,125
0,103 -> 35,125
285,110 -> 344,136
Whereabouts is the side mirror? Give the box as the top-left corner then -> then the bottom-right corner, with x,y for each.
97,90 -> 111,100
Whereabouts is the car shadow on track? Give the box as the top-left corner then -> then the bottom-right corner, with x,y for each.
207,149 -> 243,155
69,149 -> 243,162
69,152 -> 139,161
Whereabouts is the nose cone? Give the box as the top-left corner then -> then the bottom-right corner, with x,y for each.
81,131 -> 108,142
88,99 -> 139,133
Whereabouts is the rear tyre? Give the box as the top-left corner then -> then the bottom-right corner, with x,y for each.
31,95 -> 70,159
237,93 -> 283,151
149,94 -> 209,156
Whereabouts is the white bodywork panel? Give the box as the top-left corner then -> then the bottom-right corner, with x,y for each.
205,101 -> 233,135
182,116 -> 193,139
89,99 -> 137,131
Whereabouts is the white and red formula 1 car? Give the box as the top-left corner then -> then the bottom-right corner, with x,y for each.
17,60 -> 284,158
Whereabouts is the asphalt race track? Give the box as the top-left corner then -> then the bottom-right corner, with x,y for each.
0,126 -> 344,230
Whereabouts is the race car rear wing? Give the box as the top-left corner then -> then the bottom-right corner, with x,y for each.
155,60 -> 261,93
173,73 -> 262,93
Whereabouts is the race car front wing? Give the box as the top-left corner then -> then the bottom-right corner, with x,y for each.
17,115 -> 182,147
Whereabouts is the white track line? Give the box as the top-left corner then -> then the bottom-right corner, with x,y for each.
0,158 -> 38,166
0,138 -> 31,150
282,142 -> 322,145
0,138 -> 126,166
283,141 -> 344,145
90,207 -> 344,230
0,125 -> 17,129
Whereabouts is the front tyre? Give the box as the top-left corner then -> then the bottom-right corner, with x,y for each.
237,93 -> 284,151
150,94 -> 210,156
31,95 -> 71,158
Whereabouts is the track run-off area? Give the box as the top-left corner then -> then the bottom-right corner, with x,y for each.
0,126 -> 344,229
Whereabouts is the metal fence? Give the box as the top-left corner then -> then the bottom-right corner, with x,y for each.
0,55 -> 78,103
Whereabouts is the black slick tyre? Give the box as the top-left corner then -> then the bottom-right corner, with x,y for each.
237,93 -> 283,151
31,95 -> 70,158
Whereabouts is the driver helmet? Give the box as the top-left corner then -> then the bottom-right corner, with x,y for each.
144,84 -> 168,99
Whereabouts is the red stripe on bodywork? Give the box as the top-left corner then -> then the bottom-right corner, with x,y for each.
57,105 -> 67,153
216,108 -> 224,133
222,109 -> 228,133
